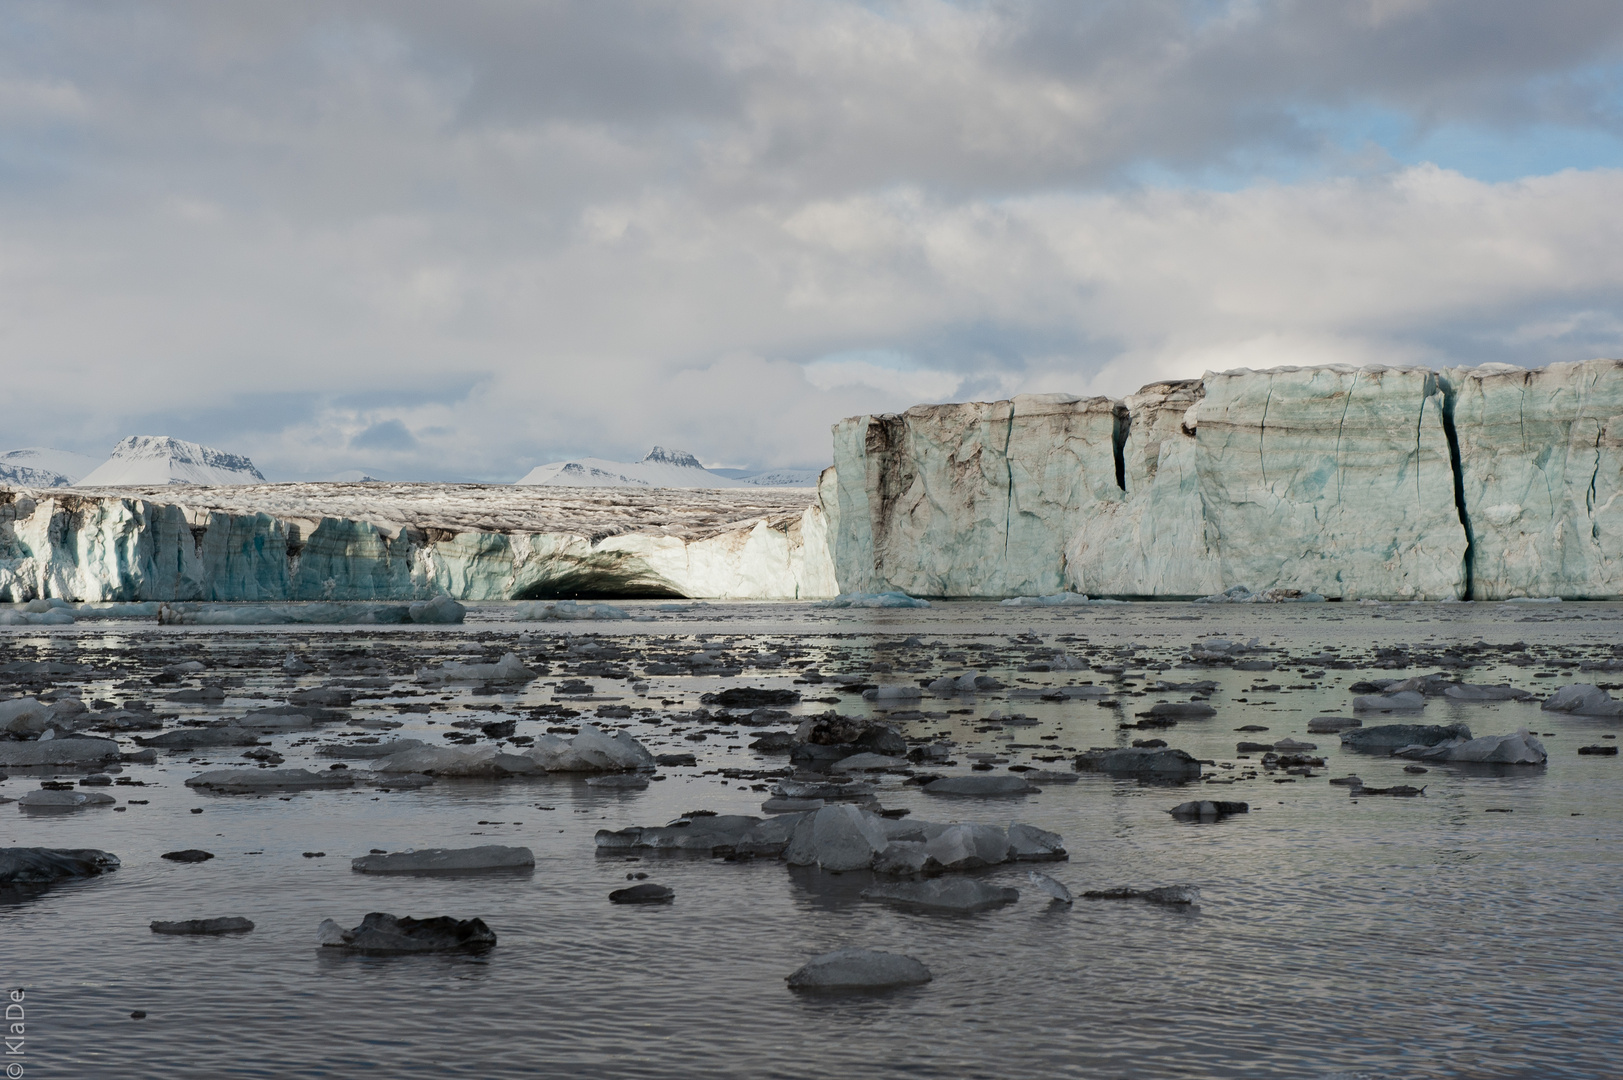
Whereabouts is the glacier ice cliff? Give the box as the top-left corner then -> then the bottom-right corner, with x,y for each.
6,361 -> 1619,604
830,394 -> 1125,597
1443,360 -> 1623,600
832,360 -> 1623,600
0,483 -> 835,602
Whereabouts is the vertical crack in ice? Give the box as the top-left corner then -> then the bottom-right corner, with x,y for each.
1414,381 -> 1426,508
1002,406 -> 1015,570
1334,371 -> 1356,506
1588,422 -> 1603,535
1259,379 -> 1272,488
1112,405 -> 1129,493
1439,373 -> 1475,600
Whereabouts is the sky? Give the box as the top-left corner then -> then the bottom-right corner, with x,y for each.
4,0 -> 1623,482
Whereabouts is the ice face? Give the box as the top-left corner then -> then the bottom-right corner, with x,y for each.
829,359 -> 1623,600
0,483 -> 834,601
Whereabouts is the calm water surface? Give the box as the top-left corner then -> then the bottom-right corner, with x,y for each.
2,601 -> 1620,1079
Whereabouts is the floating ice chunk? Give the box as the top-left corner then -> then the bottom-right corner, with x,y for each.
18,789 -> 116,809
0,848 -> 120,886
861,878 -> 1019,914
1394,729 -> 1547,765
786,949 -> 932,991
785,804 -> 891,872
511,599 -> 632,621
408,595 -> 467,623
317,912 -> 496,954
1000,593 -> 1091,606
371,746 -> 541,778
1442,683 -> 1534,702
532,724 -> 655,771
185,768 -> 356,793
416,652 -> 538,685
155,602 -> 444,626
68,602 -> 165,620
1194,586 -> 1325,604
1082,885 -> 1200,905
0,737 -> 121,767
862,685 -> 922,703
351,846 -> 535,875
1352,690 -> 1427,713
922,823 -> 1010,870
1193,586 -> 1254,604
1340,723 -> 1471,752
1027,871 -> 1073,904
816,592 -> 931,609
0,697 -> 49,738
0,607 -> 75,626
151,917 -> 254,935
1006,823 -> 1068,861
1542,684 -> 1623,716
922,775 -> 1039,797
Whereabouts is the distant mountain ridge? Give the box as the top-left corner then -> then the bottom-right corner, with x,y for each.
0,447 -> 101,487
516,446 -> 747,488
76,436 -> 266,486
517,446 -> 821,489
710,467 -> 824,487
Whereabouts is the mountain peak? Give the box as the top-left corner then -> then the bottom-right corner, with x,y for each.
641,446 -> 704,469
0,447 -> 102,487
77,436 -> 266,486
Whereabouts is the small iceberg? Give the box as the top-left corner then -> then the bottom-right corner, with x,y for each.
1194,585 -> 1325,604
817,592 -> 931,609
999,593 -> 1092,607
511,600 -> 632,621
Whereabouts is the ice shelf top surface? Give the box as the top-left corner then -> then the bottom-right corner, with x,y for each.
2,482 -> 819,539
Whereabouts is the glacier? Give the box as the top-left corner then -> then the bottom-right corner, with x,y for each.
77,436 -> 265,486
5,361 -> 1620,604
831,360 -> 1623,601
1443,359 -> 1623,599
0,482 -> 835,602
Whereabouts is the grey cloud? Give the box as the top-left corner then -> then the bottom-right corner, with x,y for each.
1,3 -> 1621,482
13,1 -> 1623,213
349,418 -> 418,452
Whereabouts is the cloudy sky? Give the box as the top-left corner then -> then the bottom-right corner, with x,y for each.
5,1 -> 1623,481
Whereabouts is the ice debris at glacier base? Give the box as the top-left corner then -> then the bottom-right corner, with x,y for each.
156,598 -> 465,625
999,593 -> 1095,606
817,592 -> 931,608
511,599 -> 635,621
1194,585 -> 1326,604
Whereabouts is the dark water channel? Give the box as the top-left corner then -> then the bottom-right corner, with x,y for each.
2,601 -> 1620,1079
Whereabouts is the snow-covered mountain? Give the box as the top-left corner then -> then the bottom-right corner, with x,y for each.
0,447 -> 101,487
516,446 -> 748,488
76,436 -> 266,486
711,467 -> 823,487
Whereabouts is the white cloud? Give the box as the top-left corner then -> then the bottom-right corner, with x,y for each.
802,352 -> 965,404
1,2 -> 1622,478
